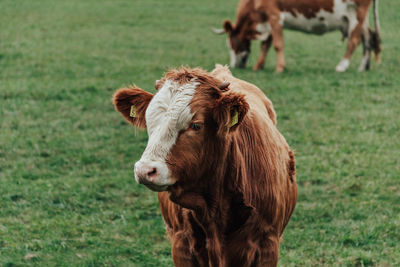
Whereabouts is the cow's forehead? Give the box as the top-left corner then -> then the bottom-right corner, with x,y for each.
145,79 -> 199,134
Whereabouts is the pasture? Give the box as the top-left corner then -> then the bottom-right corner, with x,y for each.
0,0 -> 399,266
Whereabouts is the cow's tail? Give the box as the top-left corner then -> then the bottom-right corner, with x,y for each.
371,0 -> 382,63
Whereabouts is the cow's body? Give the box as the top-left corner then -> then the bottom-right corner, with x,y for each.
214,0 -> 381,72
114,65 -> 297,266
275,0 -> 354,35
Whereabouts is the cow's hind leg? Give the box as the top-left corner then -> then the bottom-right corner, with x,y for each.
358,21 -> 372,71
336,4 -> 371,72
253,35 -> 273,71
336,20 -> 361,72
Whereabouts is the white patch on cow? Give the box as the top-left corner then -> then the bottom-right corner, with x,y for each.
335,58 -> 350,72
227,39 -> 236,67
281,0 -> 357,35
255,23 -> 271,40
226,39 -> 248,68
134,79 -> 198,188
346,3 -> 359,36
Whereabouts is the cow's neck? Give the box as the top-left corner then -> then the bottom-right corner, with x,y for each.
168,132 -> 254,266
179,136 -> 250,226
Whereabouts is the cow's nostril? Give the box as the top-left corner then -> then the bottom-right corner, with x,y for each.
147,168 -> 157,177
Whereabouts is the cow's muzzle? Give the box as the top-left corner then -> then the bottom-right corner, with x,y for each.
134,160 -> 176,192
230,51 -> 249,69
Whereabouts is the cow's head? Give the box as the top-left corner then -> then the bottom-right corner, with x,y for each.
213,19 -> 251,68
113,68 -> 249,194
213,17 -> 266,68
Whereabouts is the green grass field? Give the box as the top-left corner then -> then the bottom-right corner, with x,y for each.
0,0 -> 399,266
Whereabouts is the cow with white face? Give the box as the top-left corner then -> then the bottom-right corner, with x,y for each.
113,65 -> 297,266
213,0 -> 382,72
132,79 -> 199,192
113,70 -> 239,195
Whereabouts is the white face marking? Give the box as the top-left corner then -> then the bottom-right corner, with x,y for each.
281,0 -> 357,35
134,79 -> 198,187
226,39 -> 248,68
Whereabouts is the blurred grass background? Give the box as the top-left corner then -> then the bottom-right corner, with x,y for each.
0,0 -> 399,266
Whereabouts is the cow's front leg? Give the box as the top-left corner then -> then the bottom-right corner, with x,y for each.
172,231 -> 205,267
257,234 -> 280,267
226,234 -> 280,267
270,19 -> 285,73
253,35 -> 273,71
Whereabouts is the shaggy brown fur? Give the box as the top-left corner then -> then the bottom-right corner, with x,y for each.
113,65 -> 297,266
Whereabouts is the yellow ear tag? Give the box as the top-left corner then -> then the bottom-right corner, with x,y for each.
130,105 -> 137,118
228,108 -> 239,128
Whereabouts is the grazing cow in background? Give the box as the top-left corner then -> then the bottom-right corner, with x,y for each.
113,65 -> 297,266
213,0 -> 381,72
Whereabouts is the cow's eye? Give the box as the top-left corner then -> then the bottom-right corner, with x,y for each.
189,123 -> 201,131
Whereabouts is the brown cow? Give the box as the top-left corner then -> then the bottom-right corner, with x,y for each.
113,65 -> 297,266
213,0 -> 381,72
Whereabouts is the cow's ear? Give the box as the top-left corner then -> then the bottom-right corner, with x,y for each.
223,19 -> 233,33
213,92 -> 249,134
113,87 -> 153,128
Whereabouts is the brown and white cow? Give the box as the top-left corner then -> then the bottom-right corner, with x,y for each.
213,0 -> 381,72
113,65 -> 297,266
